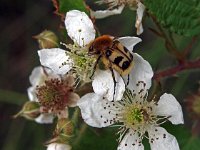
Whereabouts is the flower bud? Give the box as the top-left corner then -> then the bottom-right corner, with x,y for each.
46,118 -> 74,145
54,118 -> 74,143
33,30 -> 58,49
185,88 -> 200,136
186,90 -> 200,116
14,101 -> 40,120
192,95 -> 200,115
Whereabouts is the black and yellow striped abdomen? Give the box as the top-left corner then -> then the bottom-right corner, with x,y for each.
102,40 -> 134,76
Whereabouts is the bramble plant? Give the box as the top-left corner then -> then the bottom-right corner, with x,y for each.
12,0 -> 200,150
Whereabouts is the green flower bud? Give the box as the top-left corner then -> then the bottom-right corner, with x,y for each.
185,88 -> 200,136
186,89 -> 200,117
54,118 -> 74,143
14,101 -> 40,120
33,30 -> 58,49
192,95 -> 200,115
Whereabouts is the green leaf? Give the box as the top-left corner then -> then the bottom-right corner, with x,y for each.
54,0 -> 88,14
182,137 -> 200,150
0,89 -> 27,105
144,0 -> 200,36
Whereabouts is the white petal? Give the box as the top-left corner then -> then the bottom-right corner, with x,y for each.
118,130 -> 144,150
47,143 -> 71,150
29,66 -> 44,86
65,10 -> 95,47
35,113 -> 54,124
155,93 -> 184,124
28,66 -> 61,102
135,2 -> 145,35
148,126 -> 180,150
38,48 -> 72,75
29,66 -> 60,87
124,53 -> 153,92
117,36 -> 142,52
92,70 -> 125,101
77,93 -> 119,127
91,5 -> 124,19
27,87 -> 37,102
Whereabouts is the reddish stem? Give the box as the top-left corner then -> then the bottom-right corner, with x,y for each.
183,36 -> 198,58
153,59 -> 200,81
51,0 -> 65,20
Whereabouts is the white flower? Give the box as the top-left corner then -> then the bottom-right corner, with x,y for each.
38,10 -> 146,100
38,10 -> 97,82
91,0 -> 145,35
78,66 -> 183,150
47,143 -> 71,150
27,66 -> 59,124
38,10 -> 96,78
28,66 -> 59,102
27,66 -> 79,123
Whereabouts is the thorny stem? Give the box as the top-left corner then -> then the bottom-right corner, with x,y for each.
153,59 -> 200,81
148,12 -> 200,81
183,36 -> 198,58
168,31 -> 176,49
149,13 -> 185,63
51,0 -> 65,20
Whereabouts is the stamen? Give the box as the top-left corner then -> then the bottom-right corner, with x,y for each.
36,78 -> 74,113
105,82 -> 172,146
63,43 -> 96,83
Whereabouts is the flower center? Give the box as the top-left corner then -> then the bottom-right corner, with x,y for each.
65,44 -> 96,83
119,87 -> 156,131
123,104 -> 151,129
126,107 -> 143,123
36,78 -> 72,113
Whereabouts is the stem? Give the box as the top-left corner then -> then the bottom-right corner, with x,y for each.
168,31 -> 176,49
183,36 -> 198,58
51,0 -> 65,20
153,59 -> 200,81
149,13 -> 184,63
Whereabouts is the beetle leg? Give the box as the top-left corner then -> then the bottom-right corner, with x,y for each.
90,55 -> 102,79
127,74 -> 130,85
109,66 -> 117,102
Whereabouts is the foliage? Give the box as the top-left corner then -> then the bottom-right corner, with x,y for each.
144,0 -> 200,36
53,0 -> 88,15
1,0 -> 200,150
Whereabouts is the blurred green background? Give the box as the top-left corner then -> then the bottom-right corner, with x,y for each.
0,0 -> 200,150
